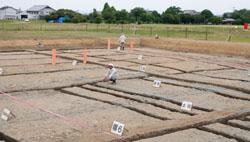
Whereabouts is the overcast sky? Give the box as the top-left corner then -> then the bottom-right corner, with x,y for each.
1,0 -> 250,15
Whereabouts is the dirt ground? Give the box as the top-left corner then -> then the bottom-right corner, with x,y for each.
0,47 -> 250,142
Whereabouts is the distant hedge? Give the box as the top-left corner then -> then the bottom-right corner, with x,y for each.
46,3 -> 250,24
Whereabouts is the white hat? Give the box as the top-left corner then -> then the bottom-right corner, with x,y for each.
108,63 -> 114,67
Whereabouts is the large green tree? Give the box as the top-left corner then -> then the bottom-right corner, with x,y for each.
102,2 -> 116,23
162,6 -> 182,24
151,11 -> 162,23
200,9 -> 214,23
232,9 -> 250,24
45,9 -> 87,23
115,9 -> 129,24
130,7 -> 147,24
88,8 -> 102,23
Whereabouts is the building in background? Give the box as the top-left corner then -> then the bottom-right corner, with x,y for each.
21,5 -> 55,20
183,10 -> 200,15
222,18 -> 236,24
0,6 -> 18,20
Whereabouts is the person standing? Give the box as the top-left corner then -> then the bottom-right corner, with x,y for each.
119,34 -> 127,50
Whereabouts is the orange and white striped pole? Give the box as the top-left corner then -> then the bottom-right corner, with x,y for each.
52,49 -> 56,65
130,41 -> 134,51
108,39 -> 111,50
83,48 -> 88,64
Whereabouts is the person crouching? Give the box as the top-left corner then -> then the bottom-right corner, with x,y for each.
103,63 -> 117,84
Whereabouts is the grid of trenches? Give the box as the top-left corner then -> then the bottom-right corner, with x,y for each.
0,47 -> 249,142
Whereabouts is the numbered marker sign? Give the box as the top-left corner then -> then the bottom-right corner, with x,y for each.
153,80 -> 161,88
181,101 -> 193,111
117,46 -> 121,51
138,55 -> 143,60
1,114 -> 8,121
72,60 -> 78,66
139,65 -> 146,72
3,108 -> 11,115
111,121 -> 125,136
0,68 -> 3,75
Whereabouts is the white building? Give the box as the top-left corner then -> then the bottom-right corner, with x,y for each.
183,10 -> 200,15
0,6 -> 18,20
23,5 -> 55,20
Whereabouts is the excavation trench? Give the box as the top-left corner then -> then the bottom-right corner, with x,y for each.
0,65 -> 103,76
225,120 -> 250,131
143,78 -> 250,101
60,89 -> 171,121
147,72 -> 250,95
133,49 -> 248,70
3,71 -> 147,93
193,72 -> 250,83
0,62 -> 67,68
24,51 -> 249,105
94,83 -> 213,112
0,68 -> 74,76
26,49 -> 250,102
110,109 -> 250,142
81,85 -> 196,116
0,132 -> 18,142
198,126 -> 245,142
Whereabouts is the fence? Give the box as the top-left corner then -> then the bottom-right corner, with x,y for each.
0,21 -> 249,42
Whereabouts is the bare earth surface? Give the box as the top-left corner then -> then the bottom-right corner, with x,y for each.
0,47 -> 249,142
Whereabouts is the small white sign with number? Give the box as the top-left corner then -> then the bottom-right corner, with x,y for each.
138,55 -> 143,60
0,68 -> 3,75
139,65 -> 146,72
111,121 -> 125,136
181,101 -> 193,111
153,80 -> 161,88
72,60 -> 78,66
1,114 -> 8,121
3,108 -> 11,115
117,46 -> 121,51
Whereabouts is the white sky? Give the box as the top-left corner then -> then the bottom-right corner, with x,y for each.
1,0 -> 249,15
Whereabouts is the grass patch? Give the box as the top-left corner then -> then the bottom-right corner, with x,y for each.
0,20 -> 249,43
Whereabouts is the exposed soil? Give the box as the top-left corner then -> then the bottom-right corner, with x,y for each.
0,47 -> 249,142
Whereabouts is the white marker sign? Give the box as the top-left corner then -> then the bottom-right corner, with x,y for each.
153,80 -> 161,88
111,121 -> 125,136
117,46 -> 121,51
1,108 -> 14,121
3,108 -> 11,115
139,65 -> 146,72
1,114 -> 8,121
181,101 -> 193,111
72,60 -> 78,66
138,55 -> 143,60
0,68 -> 3,75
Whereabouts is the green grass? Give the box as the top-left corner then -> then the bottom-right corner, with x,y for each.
0,20 -> 250,43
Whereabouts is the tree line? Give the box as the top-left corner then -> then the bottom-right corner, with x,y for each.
46,2 -> 250,24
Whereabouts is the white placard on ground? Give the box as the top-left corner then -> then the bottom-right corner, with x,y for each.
0,68 -> 3,75
139,65 -> 146,72
153,80 -> 161,88
111,121 -> 125,136
138,55 -> 143,60
117,46 -> 121,51
181,101 -> 193,111
72,60 -> 78,66
3,108 -> 11,115
1,114 -> 8,121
